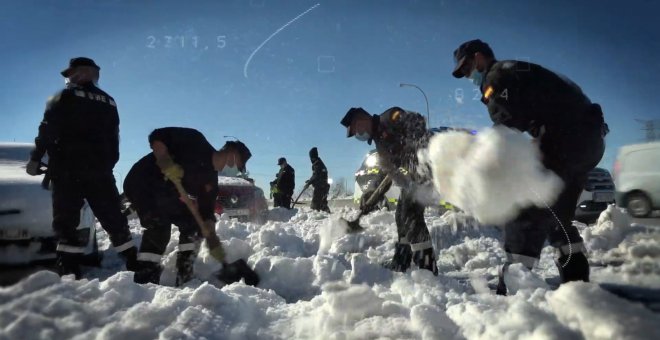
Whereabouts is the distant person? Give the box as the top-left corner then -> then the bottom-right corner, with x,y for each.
340,107 -> 438,275
450,39 -> 608,294
123,127 -> 251,285
271,157 -> 295,209
305,147 -> 330,212
26,57 -> 138,279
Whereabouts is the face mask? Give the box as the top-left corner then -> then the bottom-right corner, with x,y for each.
220,165 -> 240,177
355,132 -> 370,141
219,155 -> 241,177
468,67 -> 484,86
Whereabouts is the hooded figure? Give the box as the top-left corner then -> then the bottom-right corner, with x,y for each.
305,147 -> 330,212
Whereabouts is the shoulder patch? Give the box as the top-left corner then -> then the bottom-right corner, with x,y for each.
484,86 -> 494,99
390,110 -> 401,122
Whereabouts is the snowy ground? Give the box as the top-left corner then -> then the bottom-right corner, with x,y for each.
1,205 -> 659,340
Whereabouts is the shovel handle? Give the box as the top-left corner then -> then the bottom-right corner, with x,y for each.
291,184 -> 310,208
171,179 -> 223,253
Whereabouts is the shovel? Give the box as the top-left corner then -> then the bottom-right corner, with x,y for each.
341,175 -> 393,233
172,179 -> 259,286
291,184 -> 311,208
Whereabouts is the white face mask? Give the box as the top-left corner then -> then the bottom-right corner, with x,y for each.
355,132 -> 371,142
219,155 -> 241,177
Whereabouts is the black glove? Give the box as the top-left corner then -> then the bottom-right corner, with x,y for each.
26,160 -> 40,176
359,190 -> 378,214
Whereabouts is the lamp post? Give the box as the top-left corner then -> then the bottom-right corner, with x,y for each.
399,83 -> 430,125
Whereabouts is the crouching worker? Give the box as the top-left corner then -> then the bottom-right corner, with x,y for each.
123,127 -> 251,285
341,107 -> 438,275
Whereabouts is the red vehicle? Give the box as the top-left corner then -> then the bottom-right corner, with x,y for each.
215,176 -> 268,224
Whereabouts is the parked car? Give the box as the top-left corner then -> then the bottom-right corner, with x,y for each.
216,176 -> 268,223
614,141 -> 660,217
0,143 -> 98,265
574,167 -> 616,222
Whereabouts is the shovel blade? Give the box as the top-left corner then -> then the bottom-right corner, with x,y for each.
216,259 -> 260,286
341,218 -> 365,234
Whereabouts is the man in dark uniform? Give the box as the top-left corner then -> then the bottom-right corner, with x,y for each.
123,127 -> 251,285
305,147 -> 331,213
271,157 -> 295,209
340,107 -> 438,275
26,57 -> 137,278
451,39 -> 608,293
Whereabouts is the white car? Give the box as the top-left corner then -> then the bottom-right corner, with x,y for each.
614,141 -> 660,217
0,143 -> 98,265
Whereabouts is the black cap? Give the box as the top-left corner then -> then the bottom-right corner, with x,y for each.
220,141 -> 252,171
61,57 -> 101,77
452,39 -> 494,78
277,157 -> 286,165
340,107 -> 371,137
309,147 -> 318,159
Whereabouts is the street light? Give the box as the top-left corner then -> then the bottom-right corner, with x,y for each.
399,83 -> 430,125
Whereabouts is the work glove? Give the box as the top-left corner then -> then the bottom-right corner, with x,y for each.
209,244 -> 226,263
162,163 -> 184,182
271,186 -> 280,194
26,160 -> 40,176
360,202 -> 377,215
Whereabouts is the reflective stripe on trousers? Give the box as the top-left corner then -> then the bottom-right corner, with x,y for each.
56,244 -> 87,253
137,252 -> 162,263
114,239 -> 135,253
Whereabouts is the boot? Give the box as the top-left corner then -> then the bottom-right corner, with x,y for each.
495,263 -> 510,296
118,246 -> 139,272
382,242 -> 413,272
557,252 -> 590,283
175,250 -> 196,286
56,252 -> 82,279
133,261 -> 161,284
412,248 -> 438,276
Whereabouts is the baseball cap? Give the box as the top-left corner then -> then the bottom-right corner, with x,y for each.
277,157 -> 286,165
451,39 -> 494,78
61,57 -> 100,77
340,107 -> 371,137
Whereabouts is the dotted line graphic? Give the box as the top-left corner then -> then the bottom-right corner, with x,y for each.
243,3 -> 321,78
529,186 -> 572,268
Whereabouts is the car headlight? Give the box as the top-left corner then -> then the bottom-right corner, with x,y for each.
365,154 -> 379,168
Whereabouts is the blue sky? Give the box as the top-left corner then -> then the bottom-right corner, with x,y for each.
1,0 -> 659,192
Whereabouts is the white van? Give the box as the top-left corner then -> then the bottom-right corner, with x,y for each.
614,141 -> 660,217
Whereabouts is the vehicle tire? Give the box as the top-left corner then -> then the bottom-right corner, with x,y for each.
626,192 -> 652,218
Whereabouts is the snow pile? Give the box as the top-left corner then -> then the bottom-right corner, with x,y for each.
547,282 -> 660,339
582,205 -> 660,288
420,126 -> 563,225
1,207 -> 659,339
583,204 -> 633,252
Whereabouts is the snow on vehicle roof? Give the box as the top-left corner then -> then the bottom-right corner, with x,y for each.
217,175 -> 253,186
